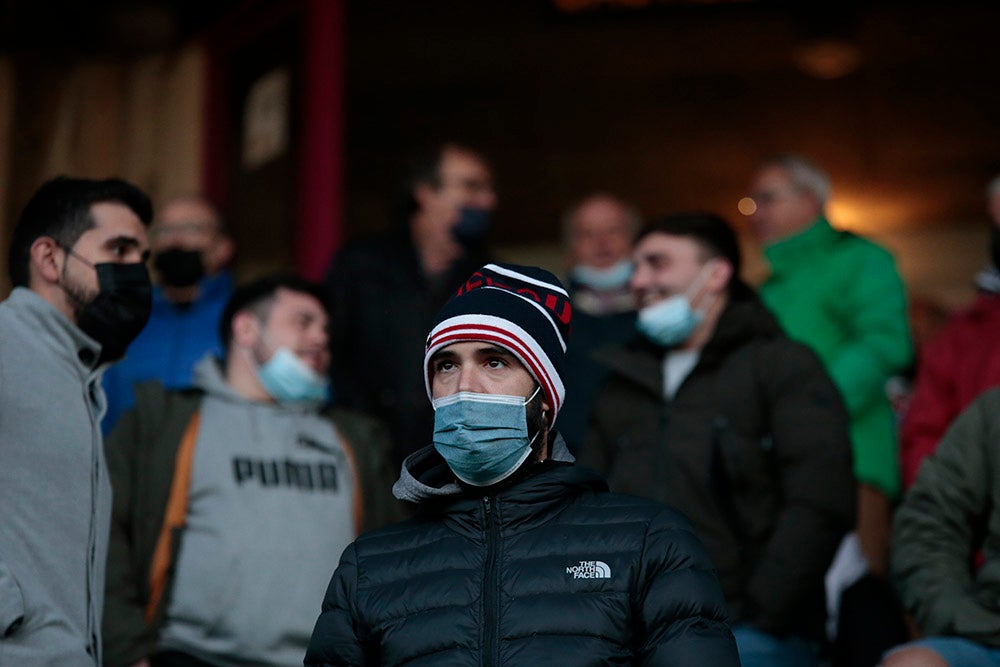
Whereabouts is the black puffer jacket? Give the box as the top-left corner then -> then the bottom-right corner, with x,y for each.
306,440 -> 739,666
583,296 -> 856,642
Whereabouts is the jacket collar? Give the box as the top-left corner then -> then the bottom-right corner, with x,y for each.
596,295 -> 783,397
763,215 -> 837,272
6,287 -> 104,376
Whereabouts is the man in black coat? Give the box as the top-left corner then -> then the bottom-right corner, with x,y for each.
306,263 -> 739,666
583,213 -> 856,667
324,143 -> 496,464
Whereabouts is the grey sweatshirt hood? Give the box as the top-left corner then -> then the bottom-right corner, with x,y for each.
392,433 -> 575,504
192,354 -> 325,413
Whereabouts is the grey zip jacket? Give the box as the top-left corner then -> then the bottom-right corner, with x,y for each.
0,288 -> 112,665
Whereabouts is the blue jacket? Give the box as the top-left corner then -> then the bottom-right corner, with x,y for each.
101,271 -> 233,433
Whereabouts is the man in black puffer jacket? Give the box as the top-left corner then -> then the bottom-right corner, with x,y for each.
583,214 -> 856,667
306,263 -> 739,666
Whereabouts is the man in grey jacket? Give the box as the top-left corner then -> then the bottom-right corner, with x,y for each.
0,176 -> 152,665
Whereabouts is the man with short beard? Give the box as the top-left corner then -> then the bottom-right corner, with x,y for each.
101,195 -> 235,433
306,263 -> 739,666
0,176 -> 153,665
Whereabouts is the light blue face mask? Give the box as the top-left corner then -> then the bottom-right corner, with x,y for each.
571,259 -> 633,291
257,347 -> 331,405
431,387 -> 540,487
636,263 -> 715,347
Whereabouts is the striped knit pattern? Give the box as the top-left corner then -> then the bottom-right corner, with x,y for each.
424,263 -> 572,423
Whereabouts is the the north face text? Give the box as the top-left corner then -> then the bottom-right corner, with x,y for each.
566,560 -> 612,579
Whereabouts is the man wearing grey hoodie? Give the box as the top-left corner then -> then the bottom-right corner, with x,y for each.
0,177 -> 153,666
102,275 -> 402,667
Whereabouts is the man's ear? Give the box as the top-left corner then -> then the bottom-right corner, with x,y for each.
230,311 -> 260,349
29,236 -> 63,286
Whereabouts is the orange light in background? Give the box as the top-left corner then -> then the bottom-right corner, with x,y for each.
738,197 -> 757,216
826,194 -> 913,235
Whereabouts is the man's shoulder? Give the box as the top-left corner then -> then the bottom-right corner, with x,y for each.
570,488 -> 698,534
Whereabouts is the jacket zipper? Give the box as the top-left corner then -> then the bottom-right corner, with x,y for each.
482,496 -> 501,667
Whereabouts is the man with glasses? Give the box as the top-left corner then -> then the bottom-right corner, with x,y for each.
748,154 -> 912,665
102,195 -> 235,432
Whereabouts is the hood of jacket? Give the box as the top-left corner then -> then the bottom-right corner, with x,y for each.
392,432 -> 578,504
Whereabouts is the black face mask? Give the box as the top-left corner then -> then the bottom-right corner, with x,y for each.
64,254 -> 152,364
154,248 -> 206,288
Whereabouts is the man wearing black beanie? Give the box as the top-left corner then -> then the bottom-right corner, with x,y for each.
306,262 -> 739,666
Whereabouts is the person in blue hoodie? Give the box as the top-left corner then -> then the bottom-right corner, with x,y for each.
101,195 -> 234,433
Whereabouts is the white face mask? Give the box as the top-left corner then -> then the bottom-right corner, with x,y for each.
636,262 -> 716,347
570,259 -> 633,291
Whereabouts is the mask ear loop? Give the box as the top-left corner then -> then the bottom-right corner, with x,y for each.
684,259 -> 722,313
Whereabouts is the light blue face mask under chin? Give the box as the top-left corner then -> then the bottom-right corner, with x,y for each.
636,262 -> 717,347
431,388 -> 540,487
636,295 -> 703,347
571,259 -> 633,291
257,347 -> 331,405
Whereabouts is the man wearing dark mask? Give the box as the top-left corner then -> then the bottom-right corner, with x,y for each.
325,142 -> 496,464
306,263 -> 740,666
101,195 -> 234,433
0,176 -> 152,665
583,214 -> 856,667
103,274 -> 402,667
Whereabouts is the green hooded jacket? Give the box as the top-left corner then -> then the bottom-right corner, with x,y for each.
760,216 -> 912,498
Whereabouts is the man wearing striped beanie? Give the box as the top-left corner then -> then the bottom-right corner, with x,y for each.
306,263 -> 739,666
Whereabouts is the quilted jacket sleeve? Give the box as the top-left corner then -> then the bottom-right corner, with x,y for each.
892,388 -> 1000,644
635,508 -> 740,666
305,544 -> 370,666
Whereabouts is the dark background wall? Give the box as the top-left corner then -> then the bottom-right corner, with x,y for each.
344,1 -> 1000,248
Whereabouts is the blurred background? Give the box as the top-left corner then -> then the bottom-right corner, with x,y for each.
1,0 -> 998,326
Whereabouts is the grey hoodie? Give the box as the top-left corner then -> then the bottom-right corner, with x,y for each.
392,434 -> 576,504
157,357 -> 357,666
0,288 -> 112,666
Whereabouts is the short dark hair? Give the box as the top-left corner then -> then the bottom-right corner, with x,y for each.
637,212 -> 747,295
220,274 -> 329,354
8,176 -> 153,287
396,142 -> 488,222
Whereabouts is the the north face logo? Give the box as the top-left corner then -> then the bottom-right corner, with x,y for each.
566,560 -> 611,579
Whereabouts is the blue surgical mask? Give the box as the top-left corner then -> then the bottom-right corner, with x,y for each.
431,387 -> 540,487
636,263 -> 715,347
257,347 -> 331,405
571,259 -> 633,291
451,207 -> 491,247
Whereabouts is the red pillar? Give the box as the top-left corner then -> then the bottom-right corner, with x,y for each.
295,0 -> 345,281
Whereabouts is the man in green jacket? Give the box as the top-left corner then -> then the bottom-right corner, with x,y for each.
103,274 -> 403,667
887,387 -> 1000,667
748,154 -> 912,574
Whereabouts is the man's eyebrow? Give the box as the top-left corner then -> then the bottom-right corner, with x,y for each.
429,349 -> 457,363
476,345 -> 515,358
105,235 -> 141,248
